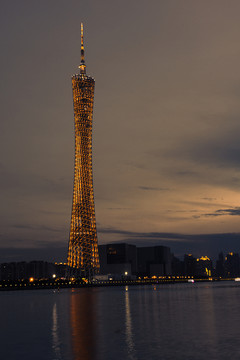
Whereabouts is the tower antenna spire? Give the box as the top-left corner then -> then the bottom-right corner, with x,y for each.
79,23 -> 86,74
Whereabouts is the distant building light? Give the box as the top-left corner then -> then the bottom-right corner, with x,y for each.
197,256 -> 210,261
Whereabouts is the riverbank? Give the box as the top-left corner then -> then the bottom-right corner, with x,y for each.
0,277 -> 235,291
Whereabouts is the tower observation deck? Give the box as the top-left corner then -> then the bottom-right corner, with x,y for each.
67,24 -> 100,278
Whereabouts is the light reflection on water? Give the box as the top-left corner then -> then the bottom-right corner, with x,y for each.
125,286 -> 136,359
52,302 -> 62,360
70,288 -> 97,360
1,283 -> 240,359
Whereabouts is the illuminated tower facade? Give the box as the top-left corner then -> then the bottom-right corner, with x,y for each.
67,24 -> 99,278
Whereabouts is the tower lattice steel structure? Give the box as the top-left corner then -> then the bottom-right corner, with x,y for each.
67,24 -> 99,278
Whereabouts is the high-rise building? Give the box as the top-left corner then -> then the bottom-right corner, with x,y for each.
183,254 -> 196,276
67,24 -> 99,278
137,245 -> 172,276
225,252 -> 240,277
215,252 -> 225,277
196,256 -> 212,277
98,243 -> 137,276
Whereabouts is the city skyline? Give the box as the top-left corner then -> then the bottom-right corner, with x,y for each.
1,1 -> 240,263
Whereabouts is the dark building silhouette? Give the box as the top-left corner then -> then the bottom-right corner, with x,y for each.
172,255 -> 184,276
0,262 -> 16,281
98,243 -> 137,276
195,256 -> 212,277
137,246 -> 172,277
0,261 -> 60,281
16,262 -> 28,280
215,252 -> 225,277
225,252 -> 240,277
28,261 -> 55,279
55,263 -> 67,278
184,254 -> 196,276
98,244 -> 171,277
3,249 -> 240,281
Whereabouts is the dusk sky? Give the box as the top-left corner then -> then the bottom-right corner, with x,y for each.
1,1 -> 240,262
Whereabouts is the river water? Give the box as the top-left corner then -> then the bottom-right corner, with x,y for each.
1,282 -> 240,360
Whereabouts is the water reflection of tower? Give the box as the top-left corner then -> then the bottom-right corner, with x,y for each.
52,302 -> 62,359
67,24 -> 100,278
125,286 -> 136,357
70,289 -> 97,360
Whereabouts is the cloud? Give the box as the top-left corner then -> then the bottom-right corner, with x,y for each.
107,208 -> 131,210
138,186 -> 170,191
1,227 -> 240,262
201,198 -> 217,201
205,207 -> 240,217
164,115 -> 240,171
0,244 -> 67,263
12,224 -> 63,232
98,227 -> 240,259
98,226 -> 236,243
0,165 -> 71,200
175,170 -> 197,176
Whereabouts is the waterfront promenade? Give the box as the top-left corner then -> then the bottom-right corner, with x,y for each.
0,277 -> 235,291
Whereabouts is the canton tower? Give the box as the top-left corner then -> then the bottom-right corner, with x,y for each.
67,24 -> 100,278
